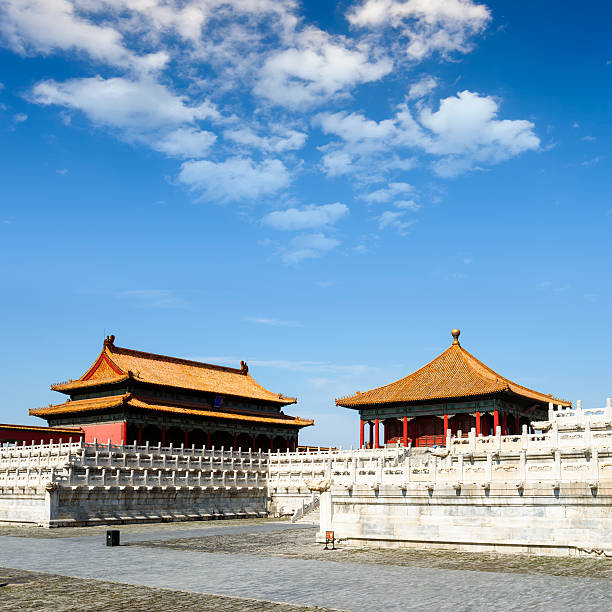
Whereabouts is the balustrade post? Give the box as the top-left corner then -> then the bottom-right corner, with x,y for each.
519,450 -> 526,482
522,424 -> 528,450
486,453 -> 493,482
592,448 -> 599,482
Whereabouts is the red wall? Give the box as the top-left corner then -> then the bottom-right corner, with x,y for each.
81,421 -> 127,444
0,427 -> 83,445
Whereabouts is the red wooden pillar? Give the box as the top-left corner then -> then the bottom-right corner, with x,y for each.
185,429 -> 189,447
374,419 -> 380,449
161,426 -> 166,447
137,424 -> 143,446
515,415 -> 520,435
233,433 -> 238,450
121,422 -> 127,445
285,437 -> 290,451
206,431 -> 211,448
443,413 -> 449,437
475,412 -> 481,437
493,410 -> 500,433
360,420 -> 365,449
402,417 -> 408,447
502,413 -> 508,435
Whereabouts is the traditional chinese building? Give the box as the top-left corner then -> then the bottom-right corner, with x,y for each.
30,335 -> 313,450
336,329 -> 570,448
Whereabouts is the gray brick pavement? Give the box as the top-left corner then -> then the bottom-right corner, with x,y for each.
0,522 -> 610,611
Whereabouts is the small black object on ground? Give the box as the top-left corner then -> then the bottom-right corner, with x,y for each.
106,529 -> 120,547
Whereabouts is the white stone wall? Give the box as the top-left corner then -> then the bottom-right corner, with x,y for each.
0,441 -> 268,526
312,401 -> 612,557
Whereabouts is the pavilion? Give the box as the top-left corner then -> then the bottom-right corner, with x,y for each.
336,329 -> 570,448
30,335 -> 313,451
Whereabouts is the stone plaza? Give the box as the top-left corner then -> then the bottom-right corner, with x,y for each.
1,519 -> 612,611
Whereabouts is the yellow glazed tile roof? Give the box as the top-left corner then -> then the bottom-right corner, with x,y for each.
336,330 -> 570,408
51,335 -> 296,406
30,394 -> 313,428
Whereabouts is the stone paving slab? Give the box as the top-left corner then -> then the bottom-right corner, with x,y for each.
0,516 -> 287,539
0,567 -> 347,612
1,531 -> 611,611
133,526 -> 612,579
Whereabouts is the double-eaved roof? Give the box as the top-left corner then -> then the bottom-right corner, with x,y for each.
336,329 -> 570,408
50,335 -> 296,406
30,394 -> 313,427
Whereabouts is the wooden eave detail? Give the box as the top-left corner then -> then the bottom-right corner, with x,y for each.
30,394 -> 313,428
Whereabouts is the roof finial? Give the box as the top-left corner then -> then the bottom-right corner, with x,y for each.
451,329 -> 461,346
104,334 -> 115,348
240,360 -> 248,374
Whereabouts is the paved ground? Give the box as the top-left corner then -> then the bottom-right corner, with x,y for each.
1,520 -> 611,611
0,567 -> 345,612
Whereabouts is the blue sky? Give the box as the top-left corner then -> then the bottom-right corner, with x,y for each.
0,1 -> 610,447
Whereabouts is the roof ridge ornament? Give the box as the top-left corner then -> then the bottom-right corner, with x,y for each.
451,328 -> 461,346
104,334 -> 115,348
240,360 -> 248,374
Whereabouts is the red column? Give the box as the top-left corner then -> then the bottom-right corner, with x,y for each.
402,417 -> 408,447
515,415 -> 520,435
161,426 -> 166,447
360,420 -> 365,449
475,412 -> 481,437
502,413 -> 508,435
185,429 -> 189,447
233,433 -> 238,450
493,410 -> 499,433
374,419 -> 380,448
121,422 -> 127,445
137,424 -> 143,446
285,437 -> 290,451
206,431 -> 211,448
443,413 -> 449,437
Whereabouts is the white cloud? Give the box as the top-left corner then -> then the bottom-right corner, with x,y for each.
12,112 -> 27,123
317,91 -> 539,178
360,182 -> 414,203
255,27 -> 392,108
153,127 -> 217,158
178,157 -> 290,202
224,125 -> 307,153
378,210 -> 414,235
30,76 -> 217,131
117,289 -> 187,308
281,232 -> 341,263
262,202 -> 348,231
347,0 -> 491,60
0,0 -> 166,71
408,75 -> 438,99
245,317 -> 302,327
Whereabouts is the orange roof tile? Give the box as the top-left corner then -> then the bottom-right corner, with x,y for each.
30,394 -> 313,428
51,335 -> 296,406
336,330 -> 570,408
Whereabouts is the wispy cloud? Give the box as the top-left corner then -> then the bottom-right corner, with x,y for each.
244,317 -> 303,328
117,289 -> 188,309
262,202 -> 348,231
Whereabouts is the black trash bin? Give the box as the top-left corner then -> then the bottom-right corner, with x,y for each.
106,530 -> 120,547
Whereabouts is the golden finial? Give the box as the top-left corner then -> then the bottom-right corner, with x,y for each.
451,329 -> 461,345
